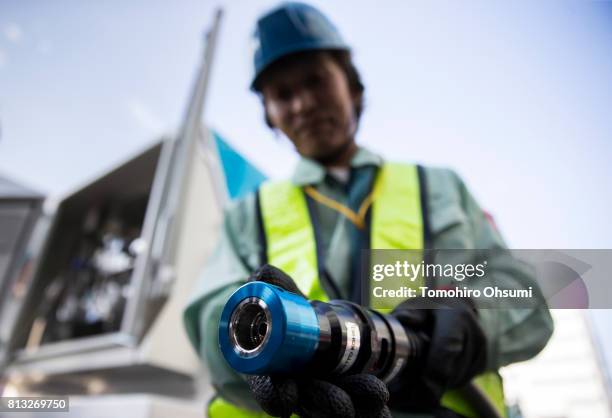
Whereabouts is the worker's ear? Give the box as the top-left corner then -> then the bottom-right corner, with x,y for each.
264,108 -> 275,129
262,106 -> 283,139
351,89 -> 363,121
260,94 -> 276,130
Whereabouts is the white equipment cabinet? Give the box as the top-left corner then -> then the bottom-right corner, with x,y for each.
0,10 -> 243,417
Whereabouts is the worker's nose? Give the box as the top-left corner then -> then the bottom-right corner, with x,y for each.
290,88 -> 316,115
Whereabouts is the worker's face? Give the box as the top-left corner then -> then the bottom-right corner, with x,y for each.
260,52 -> 358,162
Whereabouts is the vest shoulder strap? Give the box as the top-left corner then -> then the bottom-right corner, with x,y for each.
370,162 -> 424,250
257,179 -> 324,300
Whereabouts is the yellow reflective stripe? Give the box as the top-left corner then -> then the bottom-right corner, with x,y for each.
441,373 -> 507,418
259,180 -> 326,301
370,163 -> 425,312
371,163 -> 424,250
208,397 -> 299,418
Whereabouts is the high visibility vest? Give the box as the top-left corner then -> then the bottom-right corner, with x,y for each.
208,397 -> 300,418
210,163 -> 506,418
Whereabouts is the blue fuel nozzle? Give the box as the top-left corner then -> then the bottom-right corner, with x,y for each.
218,281 -> 320,374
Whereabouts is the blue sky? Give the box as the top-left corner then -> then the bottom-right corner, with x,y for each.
1,0 -> 611,372
1,0 -> 611,248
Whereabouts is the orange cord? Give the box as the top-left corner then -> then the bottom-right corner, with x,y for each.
303,186 -> 375,229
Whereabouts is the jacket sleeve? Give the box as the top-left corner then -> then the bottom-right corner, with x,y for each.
454,170 -> 554,370
429,169 -> 554,371
182,194 -> 263,411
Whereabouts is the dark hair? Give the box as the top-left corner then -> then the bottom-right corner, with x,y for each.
253,50 -> 365,129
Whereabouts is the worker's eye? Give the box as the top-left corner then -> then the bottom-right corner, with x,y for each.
275,88 -> 293,101
305,73 -> 325,89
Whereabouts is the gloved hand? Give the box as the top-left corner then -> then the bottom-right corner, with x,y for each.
388,296 -> 487,413
245,264 -> 391,418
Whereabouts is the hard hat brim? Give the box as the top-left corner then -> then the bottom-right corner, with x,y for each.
251,43 -> 350,91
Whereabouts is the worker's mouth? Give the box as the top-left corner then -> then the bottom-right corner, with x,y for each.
297,118 -> 335,137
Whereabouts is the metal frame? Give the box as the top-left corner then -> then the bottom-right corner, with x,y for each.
5,139 -> 170,367
1,10 -> 226,389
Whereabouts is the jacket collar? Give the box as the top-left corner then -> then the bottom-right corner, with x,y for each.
291,146 -> 384,186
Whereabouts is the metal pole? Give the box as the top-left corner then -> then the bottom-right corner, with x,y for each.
122,8 -> 224,338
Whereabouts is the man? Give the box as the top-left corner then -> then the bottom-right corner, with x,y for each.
184,3 -> 553,417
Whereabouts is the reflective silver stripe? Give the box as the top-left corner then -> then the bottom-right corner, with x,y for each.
333,321 -> 361,374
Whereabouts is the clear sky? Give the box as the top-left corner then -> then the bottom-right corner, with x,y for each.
1,0 -> 611,375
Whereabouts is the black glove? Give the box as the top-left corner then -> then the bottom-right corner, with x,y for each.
388,297 -> 487,413
245,265 -> 391,418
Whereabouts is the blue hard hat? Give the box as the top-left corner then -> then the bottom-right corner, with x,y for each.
251,2 -> 350,90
